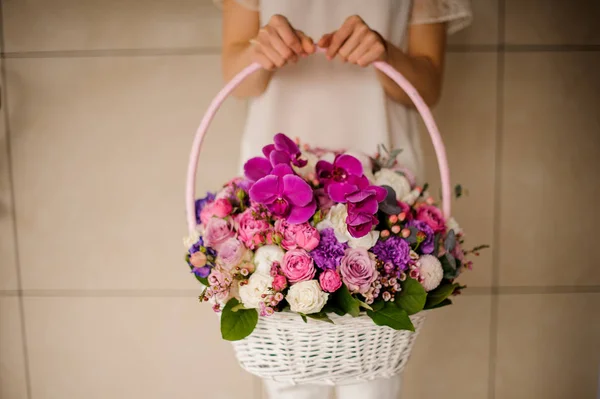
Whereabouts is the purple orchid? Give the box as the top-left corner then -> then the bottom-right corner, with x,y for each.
316,154 -> 364,187
244,133 -> 307,182
249,164 -> 317,224
325,171 -> 387,238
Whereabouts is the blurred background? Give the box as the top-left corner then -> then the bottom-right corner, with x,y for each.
1,0 -> 599,398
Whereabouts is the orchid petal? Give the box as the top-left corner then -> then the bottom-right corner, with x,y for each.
316,160 -> 334,179
346,212 -> 373,226
345,188 -> 376,203
270,150 -> 291,166
287,199 -> 317,224
262,144 -> 275,159
335,154 -> 363,176
271,164 -> 294,177
244,157 -> 272,182
249,175 -> 279,204
348,222 -> 372,238
348,197 -> 379,215
372,185 -> 388,202
327,183 -> 358,203
273,133 -> 299,155
282,175 -> 313,206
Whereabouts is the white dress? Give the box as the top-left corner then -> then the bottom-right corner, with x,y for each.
216,0 -> 472,397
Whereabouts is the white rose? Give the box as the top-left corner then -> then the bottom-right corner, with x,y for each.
401,188 -> 422,206
374,169 -> 412,200
447,217 -> 463,236
418,255 -> 444,292
348,230 -> 380,250
317,204 -> 349,243
318,204 -> 378,249
286,280 -> 329,315
253,245 -> 285,274
238,273 -> 274,309
345,151 -> 375,183
183,230 -> 201,249
293,152 -> 319,178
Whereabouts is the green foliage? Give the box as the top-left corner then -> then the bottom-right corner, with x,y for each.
220,298 -> 258,341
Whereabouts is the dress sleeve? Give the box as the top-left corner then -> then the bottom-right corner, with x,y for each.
212,0 -> 259,11
409,0 -> 473,35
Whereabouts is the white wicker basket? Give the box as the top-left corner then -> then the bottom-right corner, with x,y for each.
185,48 -> 453,386
230,311 -> 427,386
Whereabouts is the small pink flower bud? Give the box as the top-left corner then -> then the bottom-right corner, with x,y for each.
388,215 -> 398,224
401,228 -> 411,238
391,225 -> 401,234
398,212 -> 406,221
381,230 -> 390,238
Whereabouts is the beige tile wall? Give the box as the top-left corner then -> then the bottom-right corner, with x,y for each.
1,1 -> 599,399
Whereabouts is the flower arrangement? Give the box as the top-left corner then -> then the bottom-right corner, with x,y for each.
184,133 -> 487,341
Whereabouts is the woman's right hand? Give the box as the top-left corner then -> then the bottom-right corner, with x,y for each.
250,14 -> 315,70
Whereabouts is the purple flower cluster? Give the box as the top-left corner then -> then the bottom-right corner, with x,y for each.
406,219 -> 435,254
310,228 -> 348,270
372,236 -> 410,271
188,237 -> 216,278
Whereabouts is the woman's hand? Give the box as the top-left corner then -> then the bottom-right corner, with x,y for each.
318,15 -> 387,67
250,14 -> 316,70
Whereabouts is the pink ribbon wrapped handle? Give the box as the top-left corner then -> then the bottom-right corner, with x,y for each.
186,47 -> 451,233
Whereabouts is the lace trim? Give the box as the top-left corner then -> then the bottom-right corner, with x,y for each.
409,0 -> 473,34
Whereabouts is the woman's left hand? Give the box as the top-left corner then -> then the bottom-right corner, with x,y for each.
318,15 -> 388,67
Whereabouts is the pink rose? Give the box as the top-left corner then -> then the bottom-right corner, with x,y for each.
200,202 -> 216,225
416,205 -> 446,233
236,209 -> 271,249
339,248 -> 378,294
189,251 -> 207,268
272,275 -> 288,291
203,218 -> 234,251
275,220 -> 320,251
319,269 -> 342,293
281,249 -> 316,283
212,198 -> 233,218
216,238 -> 247,270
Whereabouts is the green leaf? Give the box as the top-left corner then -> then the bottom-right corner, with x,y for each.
396,278 -> 427,315
358,300 -> 373,311
300,314 -> 308,323
371,300 -> 385,312
322,303 -> 346,316
306,313 -> 334,324
367,302 -> 415,331
440,253 -> 459,279
433,233 -> 442,257
332,284 -> 360,317
428,298 -> 453,309
444,230 -> 457,252
231,303 -> 246,312
196,275 -> 210,286
425,283 -> 458,309
220,298 -> 258,341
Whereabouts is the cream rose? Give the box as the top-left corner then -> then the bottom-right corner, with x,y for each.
401,188 -> 422,206
317,204 -> 378,249
293,151 -> 319,178
183,230 -> 201,249
238,273 -> 274,309
374,169 -> 412,200
286,280 -> 328,315
253,245 -> 285,274
418,255 -> 444,292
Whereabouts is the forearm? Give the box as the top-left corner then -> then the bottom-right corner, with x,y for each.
223,43 -> 274,98
376,41 -> 443,107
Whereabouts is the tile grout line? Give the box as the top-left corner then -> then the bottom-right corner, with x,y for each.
488,1 -> 506,399
0,2 -> 33,399
0,44 -> 599,59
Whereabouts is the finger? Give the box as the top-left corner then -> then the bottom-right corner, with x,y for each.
327,15 -> 362,59
337,25 -> 369,62
297,31 -> 316,55
347,31 -> 377,64
266,26 -> 299,63
356,42 -> 386,67
269,14 -> 303,55
256,30 -> 287,68
253,50 -> 276,70
318,33 -> 333,48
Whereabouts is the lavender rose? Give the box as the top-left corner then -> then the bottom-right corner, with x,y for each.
281,249 -> 316,283
339,248 -> 378,294
216,238 -> 248,271
203,217 -> 234,251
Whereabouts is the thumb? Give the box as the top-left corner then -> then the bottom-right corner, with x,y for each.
318,33 -> 334,48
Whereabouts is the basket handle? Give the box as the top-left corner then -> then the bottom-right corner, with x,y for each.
186,47 -> 451,234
